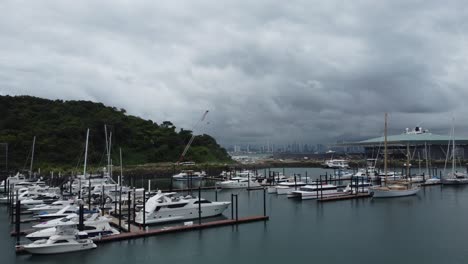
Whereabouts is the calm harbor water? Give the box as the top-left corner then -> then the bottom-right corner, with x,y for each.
3,167 -> 468,264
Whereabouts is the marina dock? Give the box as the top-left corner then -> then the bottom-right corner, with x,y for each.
15,215 -> 269,254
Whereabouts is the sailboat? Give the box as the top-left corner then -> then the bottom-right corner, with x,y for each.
369,113 -> 421,198
441,121 -> 468,185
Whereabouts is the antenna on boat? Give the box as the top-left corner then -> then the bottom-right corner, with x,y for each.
178,110 -> 209,163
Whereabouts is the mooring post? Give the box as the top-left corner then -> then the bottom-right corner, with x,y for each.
79,204 -> 84,231
127,190 -> 131,232
10,186 -> 14,224
325,172 -> 328,184
215,186 -> 218,201
133,188 -> 136,224
101,186 -> 105,216
235,194 -> 238,222
114,184 -> 117,214
231,194 -> 234,220
316,176 -> 319,199
88,179 -> 91,211
294,174 -> 297,190
248,172 -> 250,190
15,190 -> 20,245
171,164 -> 175,192
305,171 -> 308,183
143,190 -> 146,228
198,186 -> 202,225
423,172 -> 425,181
119,186 -> 122,231
69,177 -> 72,195
263,187 -> 266,217
320,176 -> 323,199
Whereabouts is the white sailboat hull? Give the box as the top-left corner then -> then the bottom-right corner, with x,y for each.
371,187 -> 420,198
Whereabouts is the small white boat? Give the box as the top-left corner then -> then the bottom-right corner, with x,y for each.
33,213 -> 101,229
323,159 -> 349,169
172,171 -> 206,181
343,181 -> 372,193
23,231 -> 96,254
442,172 -> 468,185
27,218 -> 119,241
33,205 -> 79,220
288,184 -> 342,200
272,181 -> 307,195
28,200 -> 75,214
216,177 -> 261,189
424,177 -> 441,185
135,191 -> 230,225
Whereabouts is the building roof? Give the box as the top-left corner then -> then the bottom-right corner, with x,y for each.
346,133 -> 468,146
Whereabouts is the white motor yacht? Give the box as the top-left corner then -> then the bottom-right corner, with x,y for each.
33,205 -> 79,220
33,213 -> 101,229
135,191 -> 230,225
27,218 -> 119,241
287,184 -> 342,200
28,200 -> 75,214
23,229 -> 96,254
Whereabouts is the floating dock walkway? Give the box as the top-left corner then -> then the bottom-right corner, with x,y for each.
317,193 -> 372,202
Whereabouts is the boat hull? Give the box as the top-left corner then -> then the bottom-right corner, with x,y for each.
136,202 -> 230,225
370,187 -> 420,198
217,181 -> 260,189
441,178 -> 468,185
23,241 -> 97,254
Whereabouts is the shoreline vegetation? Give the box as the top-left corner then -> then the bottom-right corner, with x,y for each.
0,95 -> 231,172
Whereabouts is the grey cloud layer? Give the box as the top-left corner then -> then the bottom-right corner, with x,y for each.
1,0 -> 468,144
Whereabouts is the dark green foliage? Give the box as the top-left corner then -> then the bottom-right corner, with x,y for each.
0,95 -> 231,170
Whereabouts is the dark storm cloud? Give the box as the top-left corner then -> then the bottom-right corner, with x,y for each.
1,0 -> 468,145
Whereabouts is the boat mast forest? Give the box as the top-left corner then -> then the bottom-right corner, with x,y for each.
0,95 -> 231,170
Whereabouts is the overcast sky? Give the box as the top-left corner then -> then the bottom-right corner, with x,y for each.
1,0 -> 468,146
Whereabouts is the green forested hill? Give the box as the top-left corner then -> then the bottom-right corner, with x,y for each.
0,95 -> 231,171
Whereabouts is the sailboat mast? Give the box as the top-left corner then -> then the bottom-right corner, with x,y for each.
384,113 -> 388,180
452,121 -> 455,173
119,148 -> 123,187
29,136 -> 36,179
406,142 -> 410,178
83,129 -> 90,179
425,142 -> 429,176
